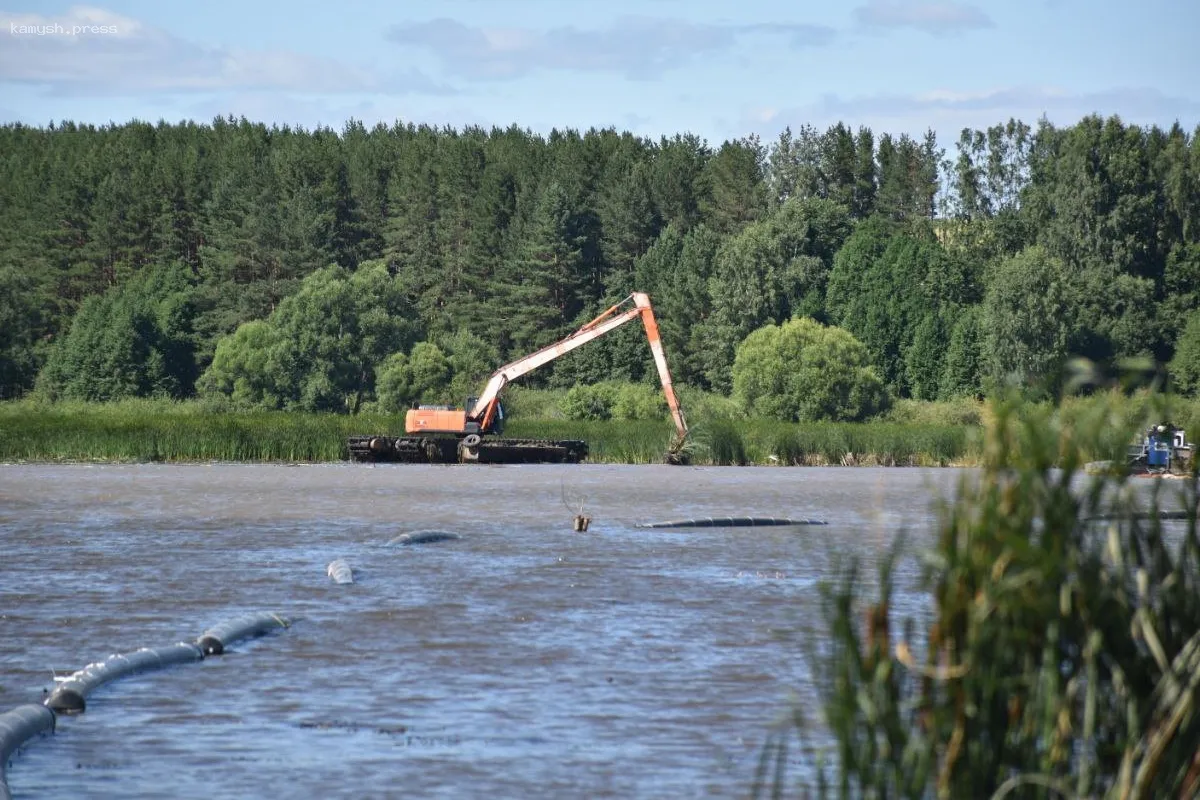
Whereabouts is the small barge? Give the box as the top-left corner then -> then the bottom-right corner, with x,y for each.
347,434 -> 588,464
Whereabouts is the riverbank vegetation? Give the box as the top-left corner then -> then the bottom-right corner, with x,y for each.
5,388 -> 1200,467
756,393 -> 1200,798
0,393 -> 977,465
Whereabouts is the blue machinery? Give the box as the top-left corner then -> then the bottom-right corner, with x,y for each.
1129,424 -> 1195,474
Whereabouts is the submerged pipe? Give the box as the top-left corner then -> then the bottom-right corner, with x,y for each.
196,612 -> 290,656
0,704 -> 55,800
326,559 -> 354,584
1085,510 -> 1193,521
44,642 -> 203,714
635,517 -> 827,529
386,530 -> 462,546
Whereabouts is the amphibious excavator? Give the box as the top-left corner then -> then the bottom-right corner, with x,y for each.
348,292 -> 689,464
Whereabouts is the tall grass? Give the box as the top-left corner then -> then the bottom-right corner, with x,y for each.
0,399 -> 401,463
0,396 -> 980,465
755,393 -> 1200,798
505,419 -> 676,464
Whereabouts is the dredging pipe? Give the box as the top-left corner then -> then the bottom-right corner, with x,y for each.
386,530 -> 462,546
196,612 -> 290,656
635,517 -> 827,528
0,704 -> 55,800
1085,510 -> 1194,521
44,642 -> 204,715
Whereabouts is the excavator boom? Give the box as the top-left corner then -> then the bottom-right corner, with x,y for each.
467,293 -> 688,444
404,292 -> 688,449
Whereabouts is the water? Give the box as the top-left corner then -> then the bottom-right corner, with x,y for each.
0,463 -> 963,798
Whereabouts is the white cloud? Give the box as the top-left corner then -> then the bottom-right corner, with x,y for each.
853,1 -> 993,35
386,16 -> 835,81
736,85 -> 1200,141
0,5 -> 448,95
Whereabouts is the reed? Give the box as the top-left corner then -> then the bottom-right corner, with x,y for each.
0,399 -> 399,463
505,419 -> 674,464
0,399 -> 982,465
755,392 -> 1200,798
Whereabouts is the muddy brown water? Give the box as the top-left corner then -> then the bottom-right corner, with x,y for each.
1,463 -> 967,798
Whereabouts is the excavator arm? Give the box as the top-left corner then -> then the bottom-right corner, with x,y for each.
468,293 -> 688,445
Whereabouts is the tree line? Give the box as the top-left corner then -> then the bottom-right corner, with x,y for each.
0,114 -> 1197,416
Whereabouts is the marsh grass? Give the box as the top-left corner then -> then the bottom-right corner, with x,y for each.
0,399 -> 401,463
0,398 -> 979,465
696,416 -> 749,466
755,393 -> 1200,798
505,419 -> 675,464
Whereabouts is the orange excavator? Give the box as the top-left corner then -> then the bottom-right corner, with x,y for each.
348,292 -> 690,464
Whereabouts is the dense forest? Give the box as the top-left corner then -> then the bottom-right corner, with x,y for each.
1,115 -> 1198,415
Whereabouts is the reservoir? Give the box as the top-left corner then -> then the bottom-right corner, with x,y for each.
1,463 -> 962,798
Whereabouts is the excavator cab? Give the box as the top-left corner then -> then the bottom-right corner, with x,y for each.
463,396 -> 505,435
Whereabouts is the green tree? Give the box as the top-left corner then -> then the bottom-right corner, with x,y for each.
981,246 -> 1075,390
499,181 -> 587,357
852,126 -> 877,218
436,327 -> 501,405
375,341 -> 453,412
1169,310 -> 1200,394
1162,243 -> 1200,351
633,224 -> 722,387
0,265 -> 44,398
700,136 -> 768,234
36,261 -> 197,401
649,133 -> 708,231
905,308 -> 952,401
827,221 -> 977,395
939,304 -> 985,398
561,382 -> 618,420
766,125 -> 822,205
731,317 -> 888,422
701,198 -> 854,391
197,261 -> 418,412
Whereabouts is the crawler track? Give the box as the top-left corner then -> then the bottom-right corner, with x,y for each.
347,435 -> 589,464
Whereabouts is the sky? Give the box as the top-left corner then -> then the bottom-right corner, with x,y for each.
2,0 -> 1198,146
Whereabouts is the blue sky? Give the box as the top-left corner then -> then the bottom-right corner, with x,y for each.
2,0 -> 1197,146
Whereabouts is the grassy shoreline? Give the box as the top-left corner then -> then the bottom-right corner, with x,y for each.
0,399 -> 981,466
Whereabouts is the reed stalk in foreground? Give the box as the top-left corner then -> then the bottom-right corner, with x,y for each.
755,392 -> 1200,799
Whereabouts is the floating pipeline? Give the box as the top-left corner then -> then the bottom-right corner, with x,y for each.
635,517 -> 828,529
44,642 -> 204,714
0,705 -> 55,800
196,612 -> 290,656
326,559 -> 354,584
386,530 -> 463,546
1084,510 -> 1194,521
1,612 -> 290,793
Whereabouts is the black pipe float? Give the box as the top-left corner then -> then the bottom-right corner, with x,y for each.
326,559 -> 354,584
196,612 -> 290,656
0,704 -> 55,800
44,642 -> 203,715
386,530 -> 462,546
1085,510 -> 1193,521
635,517 -> 827,529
